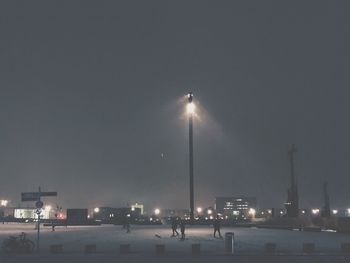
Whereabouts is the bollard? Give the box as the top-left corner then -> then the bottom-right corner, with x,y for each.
84,244 -> 96,254
341,243 -> 350,253
155,244 -> 165,255
264,243 -> 276,254
302,243 -> 315,254
120,244 -> 130,254
224,232 -> 235,254
191,244 -> 200,255
50,244 -> 63,254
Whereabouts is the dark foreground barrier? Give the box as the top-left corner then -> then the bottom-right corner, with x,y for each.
303,227 -> 322,232
84,244 -> 96,254
120,244 -> 130,254
302,243 -> 315,254
264,243 -> 276,254
341,243 -> 350,253
192,244 -> 200,255
50,244 -> 63,254
225,232 -> 235,254
155,244 -> 165,255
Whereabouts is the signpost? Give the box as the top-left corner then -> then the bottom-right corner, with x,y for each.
21,187 -> 58,252
21,192 -> 57,202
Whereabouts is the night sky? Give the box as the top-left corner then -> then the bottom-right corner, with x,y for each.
1,1 -> 350,212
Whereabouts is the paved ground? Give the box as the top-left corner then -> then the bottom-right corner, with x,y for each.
1,254 -> 350,263
1,223 -> 350,262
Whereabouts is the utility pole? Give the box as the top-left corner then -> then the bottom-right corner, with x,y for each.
322,182 -> 331,217
187,92 -> 195,223
285,144 -> 299,217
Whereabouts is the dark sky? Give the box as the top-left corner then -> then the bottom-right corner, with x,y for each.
1,1 -> 350,212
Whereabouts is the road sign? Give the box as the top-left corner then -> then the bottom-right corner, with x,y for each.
35,201 -> 44,209
21,192 -> 57,201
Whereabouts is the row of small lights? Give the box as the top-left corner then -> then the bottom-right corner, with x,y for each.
2,202 -> 347,217
93,207 -> 257,217
93,207 -> 349,217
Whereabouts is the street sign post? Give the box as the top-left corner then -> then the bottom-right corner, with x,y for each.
21,187 -> 58,252
21,192 -> 57,202
35,201 -> 43,209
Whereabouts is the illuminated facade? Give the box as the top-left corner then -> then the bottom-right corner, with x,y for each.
215,196 -> 257,217
14,208 -> 50,219
131,203 -> 144,215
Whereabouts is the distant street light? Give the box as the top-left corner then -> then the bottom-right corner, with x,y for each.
207,209 -> 213,215
187,92 -> 195,223
94,207 -> 100,213
154,208 -> 160,216
311,208 -> 320,215
197,207 -> 202,214
248,208 -> 256,217
0,200 -> 8,207
332,209 -> 338,215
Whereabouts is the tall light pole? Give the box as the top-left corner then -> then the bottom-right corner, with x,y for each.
187,92 -> 195,223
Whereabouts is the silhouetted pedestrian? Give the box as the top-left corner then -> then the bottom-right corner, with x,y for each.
125,215 -> 131,233
171,217 -> 179,236
213,215 -> 222,238
180,219 -> 186,240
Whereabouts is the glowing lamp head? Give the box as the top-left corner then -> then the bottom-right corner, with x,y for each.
187,92 -> 193,102
0,200 -> 8,207
207,209 -> 213,215
248,208 -> 256,216
197,207 -> 202,213
311,208 -> 320,215
94,207 -> 100,213
187,103 -> 195,114
154,208 -> 160,215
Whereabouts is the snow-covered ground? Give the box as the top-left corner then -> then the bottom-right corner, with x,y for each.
1,223 -> 350,262
0,223 -> 349,255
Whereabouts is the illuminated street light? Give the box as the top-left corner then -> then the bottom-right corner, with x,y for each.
187,91 -> 195,223
207,209 -> 213,215
332,209 -> 338,215
197,207 -> 202,214
0,200 -> 8,207
154,208 -> 160,215
94,207 -> 100,213
186,103 -> 195,114
248,208 -> 256,217
312,208 -> 320,215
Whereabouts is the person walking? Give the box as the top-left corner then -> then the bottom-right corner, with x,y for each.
125,215 -> 131,233
180,219 -> 186,240
213,215 -> 222,238
171,217 -> 179,237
